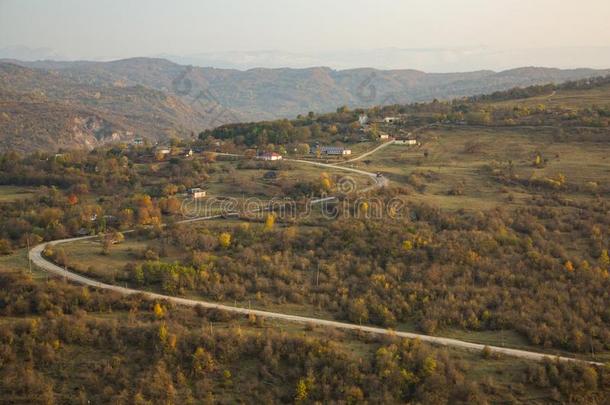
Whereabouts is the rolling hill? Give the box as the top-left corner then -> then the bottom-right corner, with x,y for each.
1,57 -> 609,152
0,62 -> 211,152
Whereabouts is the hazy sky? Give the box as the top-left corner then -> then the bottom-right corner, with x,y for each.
1,0 -> 609,70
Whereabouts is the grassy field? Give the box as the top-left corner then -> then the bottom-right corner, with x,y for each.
490,83 -> 610,110
204,161 -> 371,198
0,185 -> 37,202
59,235 -> 188,282
137,157 -> 373,201
355,127 -> 609,210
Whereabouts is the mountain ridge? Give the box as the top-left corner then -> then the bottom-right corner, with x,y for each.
1,57 -> 609,152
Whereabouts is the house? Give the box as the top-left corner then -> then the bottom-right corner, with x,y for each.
156,147 -> 171,155
257,152 -> 283,161
133,137 -> 144,146
395,139 -> 418,146
359,114 -> 369,126
383,117 -> 400,124
379,133 -> 390,140
320,146 -> 352,156
188,188 -> 207,199
184,148 -> 193,157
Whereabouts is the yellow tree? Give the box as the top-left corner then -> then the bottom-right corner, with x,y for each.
264,213 -> 276,231
320,173 -> 332,192
294,379 -> 308,402
218,232 -> 231,248
154,302 -> 166,319
359,202 -> 369,216
534,153 -> 543,167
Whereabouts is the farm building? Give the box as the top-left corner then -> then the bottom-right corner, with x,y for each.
257,152 -> 283,161
188,188 -> 207,199
320,146 -> 352,156
395,139 -> 418,146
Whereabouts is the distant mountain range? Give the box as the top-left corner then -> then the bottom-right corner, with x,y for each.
4,46 -> 610,71
1,57 -> 609,152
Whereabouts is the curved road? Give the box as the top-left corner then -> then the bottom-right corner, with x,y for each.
29,240 -> 602,366
28,146 -> 603,366
340,140 -> 395,164
287,157 -> 389,191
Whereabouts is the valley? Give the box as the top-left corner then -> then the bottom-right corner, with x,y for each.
0,70 -> 609,404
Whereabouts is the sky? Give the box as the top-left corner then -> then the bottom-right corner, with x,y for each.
1,0 -> 610,71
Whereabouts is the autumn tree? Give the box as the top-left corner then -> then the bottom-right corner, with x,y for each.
296,143 -> 310,155
264,213 -> 276,231
218,232 -> 231,249
294,378 -> 308,402
192,347 -> 215,376
0,239 -> 12,255
67,193 -> 79,205
154,302 -> 166,319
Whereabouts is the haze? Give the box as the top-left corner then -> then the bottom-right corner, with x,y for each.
1,0 -> 610,71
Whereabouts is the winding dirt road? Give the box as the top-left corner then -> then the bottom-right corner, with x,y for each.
340,140 -> 395,164
28,240 -> 602,366
28,145 -> 604,366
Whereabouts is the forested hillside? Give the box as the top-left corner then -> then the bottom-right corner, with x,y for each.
0,271 -> 608,404
2,57 -> 609,152
0,63 -> 207,152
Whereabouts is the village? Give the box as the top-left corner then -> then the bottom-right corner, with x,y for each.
122,114 -> 422,201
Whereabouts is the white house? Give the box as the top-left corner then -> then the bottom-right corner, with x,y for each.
359,114 -> 369,126
379,133 -> 390,140
383,117 -> 400,124
188,188 -> 207,199
257,152 -> 283,161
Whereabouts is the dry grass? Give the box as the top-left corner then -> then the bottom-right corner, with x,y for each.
0,185 -> 37,202
357,127 -> 609,210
